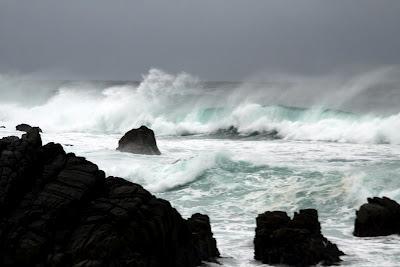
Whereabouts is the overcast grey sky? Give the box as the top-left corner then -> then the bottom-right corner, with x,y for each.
0,0 -> 399,80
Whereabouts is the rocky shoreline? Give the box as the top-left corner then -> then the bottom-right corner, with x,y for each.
1,126 -> 400,266
0,128 -> 218,266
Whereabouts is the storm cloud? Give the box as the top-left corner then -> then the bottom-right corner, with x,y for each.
0,0 -> 399,80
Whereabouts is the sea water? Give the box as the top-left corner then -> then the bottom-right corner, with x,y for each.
1,68 -> 400,266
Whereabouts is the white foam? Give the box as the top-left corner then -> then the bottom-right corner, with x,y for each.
2,68 -> 400,144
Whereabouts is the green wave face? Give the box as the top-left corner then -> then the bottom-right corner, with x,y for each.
1,69 -> 400,144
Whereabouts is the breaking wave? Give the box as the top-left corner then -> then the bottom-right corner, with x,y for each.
1,68 -> 400,144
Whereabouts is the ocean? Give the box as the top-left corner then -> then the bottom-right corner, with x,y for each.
1,68 -> 400,266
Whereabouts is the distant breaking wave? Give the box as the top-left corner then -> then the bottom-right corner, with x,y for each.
1,68 -> 400,144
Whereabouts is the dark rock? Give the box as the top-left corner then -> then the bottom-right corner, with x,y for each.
254,209 -> 344,266
212,126 -> 280,139
0,126 -> 5,129
16,123 -> 43,133
0,131 -> 218,266
187,213 -> 220,262
354,196 -> 400,237
117,125 -> 161,155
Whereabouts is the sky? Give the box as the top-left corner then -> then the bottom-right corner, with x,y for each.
0,0 -> 399,81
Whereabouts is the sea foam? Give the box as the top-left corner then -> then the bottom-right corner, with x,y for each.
1,68 -> 400,144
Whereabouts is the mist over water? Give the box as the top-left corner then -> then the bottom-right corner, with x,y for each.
1,68 -> 400,266
1,67 -> 400,144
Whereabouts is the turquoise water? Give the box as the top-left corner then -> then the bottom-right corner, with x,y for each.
2,69 -> 400,266
2,129 -> 399,266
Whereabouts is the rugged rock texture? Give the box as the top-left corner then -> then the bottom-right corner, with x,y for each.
117,126 -> 161,155
254,209 -> 344,266
354,196 -> 400,237
0,129 -> 218,267
16,123 -> 42,133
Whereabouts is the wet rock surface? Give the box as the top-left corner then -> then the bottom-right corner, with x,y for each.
117,126 -> 161,155
354,196 -> 400,237
254,209 -> 344,266
0,129 -> 218,267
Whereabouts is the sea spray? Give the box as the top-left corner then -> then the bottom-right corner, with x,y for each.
1,125 -> 400,266
1,68 -> 400,144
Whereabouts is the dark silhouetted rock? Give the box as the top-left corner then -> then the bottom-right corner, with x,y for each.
16,123 -> 42,133
354,196 -> 400,237
254,209 -> 344,266
117,125 -> 161,155
0,129 -> 218,266
188,213 -> 220,262
0,126 -> 5,129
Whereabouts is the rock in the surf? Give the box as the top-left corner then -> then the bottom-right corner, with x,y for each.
0,129 -> 218,266
117,125 -> 161,155
0,126 -> 5,129
16,123 -> 42,133
354,196 -> 400,237
254,209 -> 344,266
187,213 -> 220,262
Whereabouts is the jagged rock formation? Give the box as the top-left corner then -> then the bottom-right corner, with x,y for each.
117,126 -> 161,155
0,128 -> 218,266
16,123 -> 42,133
254,209 -> 344,266
354,196 -> 400,237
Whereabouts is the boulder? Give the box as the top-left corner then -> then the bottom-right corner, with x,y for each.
16,123 -> 42,133
0,126 -> 5,129
0,129 -> 218,266
117,125 -> 161,155
354,196 -> 400,237
254,209 -> 344,266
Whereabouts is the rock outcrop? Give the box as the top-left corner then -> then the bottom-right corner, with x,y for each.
0,126 -> 5,129
187,213 -> 220,262
16,123 -> 42,133
354,196 -> 400,237
117,126 -> 161,155
254,209 -> 344,266
0,129 -> 218,266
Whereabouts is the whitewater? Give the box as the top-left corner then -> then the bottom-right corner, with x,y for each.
1,68 -> 400,266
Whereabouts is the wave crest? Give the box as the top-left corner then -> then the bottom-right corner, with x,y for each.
1,68 -> 400,144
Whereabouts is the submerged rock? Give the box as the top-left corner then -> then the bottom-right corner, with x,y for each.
212,126 -> 280,139
354,196 -> 400,237
254,209 -> 344,266
0,129 -> 218,266
16,123 -> 42,133
117,125 -> 161,155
